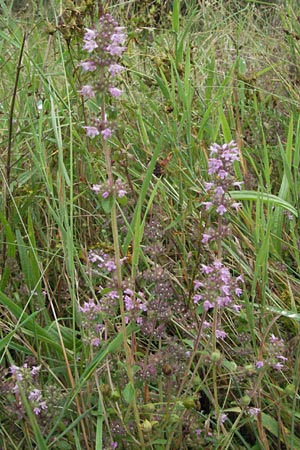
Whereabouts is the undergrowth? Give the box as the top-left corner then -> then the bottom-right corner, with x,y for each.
1,0 -> 300,449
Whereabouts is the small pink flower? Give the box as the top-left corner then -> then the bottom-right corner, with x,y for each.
233,181 -> 244,189
111,32 -> 126,44
83,126 -> 99,138
193,294 -> 202,303
78,61 -> 97,71
91,184 -> 101,194
106,44 -> 126,56
101,128 -> 113,140
248,407 -> 260,416
108,64 -> 125,76
84,28 -> 97,40
216,205 -> 227,215
216,329 -> 227,340
78,85 -> 95,98
109,87 -> 123,97
83,39 -> 98,53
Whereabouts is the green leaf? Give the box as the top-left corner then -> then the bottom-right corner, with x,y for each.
229,190 -> 298,217
172,0 -> 180,34
117,195 -> 128,207
122,381 -> 135,404
101,195 -> 114,214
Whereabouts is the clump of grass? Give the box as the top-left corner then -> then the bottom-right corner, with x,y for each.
1,0 -> 300,449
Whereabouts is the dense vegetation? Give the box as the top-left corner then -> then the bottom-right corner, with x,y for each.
1,0 -> 300,448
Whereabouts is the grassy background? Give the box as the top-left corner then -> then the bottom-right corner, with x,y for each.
1,0 -> 300,449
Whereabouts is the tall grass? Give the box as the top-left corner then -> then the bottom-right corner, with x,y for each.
1,0 -> 300,449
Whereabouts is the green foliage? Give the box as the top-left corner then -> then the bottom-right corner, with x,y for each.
1,0 -> 300,449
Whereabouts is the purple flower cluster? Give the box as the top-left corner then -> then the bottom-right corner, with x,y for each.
202,141 -> 242,243
256,333 -> 287,371
193,260 -> 243,340
123,288 -> 147,324
10,364 -> 47,415
88,249 -> 117,272
193,260 -> 243,310
91,178 -> 127,200
78,13 -> 126,139
79,299 -> 103,347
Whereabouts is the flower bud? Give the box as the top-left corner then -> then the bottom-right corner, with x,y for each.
240,395 -> 251,406
100,384 -> 111,396
285,383 -> 296,396
211,350 -> 221,362
170,414 -> 180,423
144,403 -> 156,413
183,397 -> 196,409
162,364 -> 173,376
140,419 -> 152,434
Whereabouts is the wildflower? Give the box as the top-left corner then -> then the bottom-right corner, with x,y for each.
216,204 -> 227,215
202,233 -> 212,244
78,13 -> 127,140
219,413 -> 228,423
111,30 -> 126,44
216,329 -> 227,340
84,28 -> 98,41
193,260 -> 243,312
78,60 -> 97,71
256,360 -> 264,369
83,39 -> 98,53
248,407 -> 260,416
106,44 -> 126,56
101,128 -> 113,140
202,141 -> 243,217
79,299 -> 103,347
28,389 -> 42,402
115,178 -> 127,197
193,293 -> 202,303
108,63 -> 125,76
78,85 -> 95,98
83,126 -> 99,138
109,87 -> 123,97
91,184 -> 102,194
